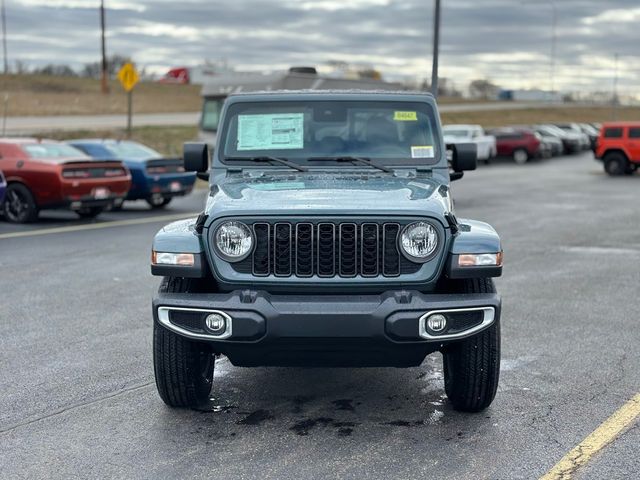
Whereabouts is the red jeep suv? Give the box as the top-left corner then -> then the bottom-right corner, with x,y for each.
595,122 -> 640,175
0,138 -> 131,223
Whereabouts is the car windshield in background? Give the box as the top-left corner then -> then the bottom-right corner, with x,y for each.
105,141 -> 161,160
23,143 -> 86,158
219,100 -> 439,166
443,129 -> 469,137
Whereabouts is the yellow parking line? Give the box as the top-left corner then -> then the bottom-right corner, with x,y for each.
0,212 -> 201,240
540,393 -> 640,479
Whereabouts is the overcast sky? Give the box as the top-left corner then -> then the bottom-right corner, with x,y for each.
7,0 -> 640,95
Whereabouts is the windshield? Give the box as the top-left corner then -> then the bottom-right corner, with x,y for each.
218,99 -> 439,166
442,129 -> 469,138
23,143 -> 86,158
104,141 -> 161,160
542,125 -> 566,136
201,97 -> 224,132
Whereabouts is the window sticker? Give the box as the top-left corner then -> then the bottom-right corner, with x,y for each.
411,145 -> 435,158
393,111 -> 418,121
238,113 -> 304,150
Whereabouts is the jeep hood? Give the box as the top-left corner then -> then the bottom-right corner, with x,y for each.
205,173 -> 452,219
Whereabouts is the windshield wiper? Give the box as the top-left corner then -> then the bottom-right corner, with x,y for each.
225,156 -> 308,172
307,156 -> 393,173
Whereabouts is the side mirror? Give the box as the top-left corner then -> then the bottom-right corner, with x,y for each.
448,142 -> 477,172
184,142 -> 209,173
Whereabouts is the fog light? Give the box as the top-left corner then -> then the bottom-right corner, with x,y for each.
205,313 -> 227,334
426,313 -> 447,333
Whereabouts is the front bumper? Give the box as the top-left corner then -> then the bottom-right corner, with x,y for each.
153,289 -> 501,367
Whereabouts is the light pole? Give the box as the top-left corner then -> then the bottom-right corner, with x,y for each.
549,0 -> 557,98
1,0 -> 8,74
430,0 -> 441,97
100,0 -> 109,94
612,53 -> 618,120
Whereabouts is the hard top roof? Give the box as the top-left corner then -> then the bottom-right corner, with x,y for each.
223,90 -> 436,108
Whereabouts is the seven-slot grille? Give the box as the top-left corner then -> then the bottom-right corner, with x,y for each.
229,221 -> 424,278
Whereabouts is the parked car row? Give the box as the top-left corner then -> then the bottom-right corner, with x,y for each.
444,122 -> 599,165
0,138 -> 196,223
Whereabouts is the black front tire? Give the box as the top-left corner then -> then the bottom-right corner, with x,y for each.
3,183 -> 39,223
604,152 -> 628,176
153,277 -> 215,408
76,207 -> 104,219
442,278 -> 500,412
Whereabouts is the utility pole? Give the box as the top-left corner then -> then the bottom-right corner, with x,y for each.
100,0 -> 109,94
612,53 -> 619,120
549,0 -> 557,100
1,0 -> 8,74
430,0 -> 441,97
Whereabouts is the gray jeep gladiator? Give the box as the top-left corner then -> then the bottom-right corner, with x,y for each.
151,91 -> 503,412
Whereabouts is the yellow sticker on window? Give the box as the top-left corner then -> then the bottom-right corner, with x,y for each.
394,111 -> 418,121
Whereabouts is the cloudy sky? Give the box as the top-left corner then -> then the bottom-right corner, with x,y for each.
7,0 -> 640,95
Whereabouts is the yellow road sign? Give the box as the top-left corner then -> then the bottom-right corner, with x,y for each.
117,62 -> 139,92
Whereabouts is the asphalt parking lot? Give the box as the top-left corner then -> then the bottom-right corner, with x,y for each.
1,151 -> 638,479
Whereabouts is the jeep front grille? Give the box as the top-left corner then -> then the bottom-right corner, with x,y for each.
230,221 -> 422,278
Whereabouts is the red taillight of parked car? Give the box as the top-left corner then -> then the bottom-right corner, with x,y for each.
62,169 -> 91,179
146,166 -> 168,174
104,168 -> 127,177
146,165 -> 185,174
63,166 -> 127,178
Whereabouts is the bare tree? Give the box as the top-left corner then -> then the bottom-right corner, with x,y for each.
14,59 -> 28,74
34,64 -> 78,77
83,54 -> 131,78
469,79 -> 500,100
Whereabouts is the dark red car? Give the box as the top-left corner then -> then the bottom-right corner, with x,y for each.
487,128 -> 543,164
0,138 -> 131,223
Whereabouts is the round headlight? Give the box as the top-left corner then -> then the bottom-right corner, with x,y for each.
400,221 -> 439,262
214,221 -> 253,261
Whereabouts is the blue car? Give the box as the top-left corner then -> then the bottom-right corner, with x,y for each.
0,170 -> 6,207
67,140 -> 196,209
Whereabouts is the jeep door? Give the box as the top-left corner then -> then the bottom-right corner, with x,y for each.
627,126 -> 640,162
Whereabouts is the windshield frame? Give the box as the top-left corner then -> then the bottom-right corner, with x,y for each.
215,97 -> 442,169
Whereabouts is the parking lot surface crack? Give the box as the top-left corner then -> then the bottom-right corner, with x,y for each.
0,381 -> 154,435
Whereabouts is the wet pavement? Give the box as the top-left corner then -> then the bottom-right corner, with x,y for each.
1,152 -> 638,479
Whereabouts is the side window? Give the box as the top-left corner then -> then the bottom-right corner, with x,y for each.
603,127 -> 623,138
628,127 -> 640,139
